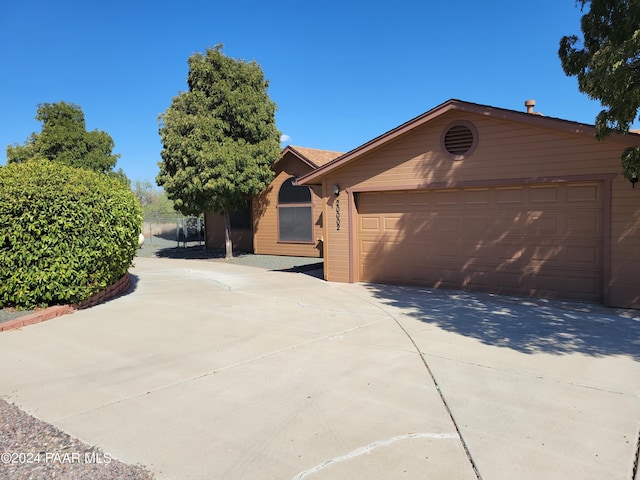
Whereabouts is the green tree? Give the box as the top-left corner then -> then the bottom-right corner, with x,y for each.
6,102 -> 122,175
157,45 -> 281,258
132,180 -> 157,208
559,0 -> 640,183
132,179 -> 176,215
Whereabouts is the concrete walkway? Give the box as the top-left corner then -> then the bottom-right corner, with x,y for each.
0,257 -> 638,479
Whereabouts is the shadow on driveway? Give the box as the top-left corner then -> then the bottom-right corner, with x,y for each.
137,245 -> 324,274
365,283 -> 640,360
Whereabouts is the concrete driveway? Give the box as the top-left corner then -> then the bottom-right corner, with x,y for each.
0,257 -> 638,480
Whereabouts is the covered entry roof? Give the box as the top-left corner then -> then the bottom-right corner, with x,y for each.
277,145 -> 343,170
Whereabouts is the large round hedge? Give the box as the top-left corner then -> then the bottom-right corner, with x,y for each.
0,160 -> 142,309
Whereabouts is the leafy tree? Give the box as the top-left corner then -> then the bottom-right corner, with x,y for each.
132,179 -> 176,216
157,45 -> 281,258
109,168 -> 130,187
132,180 -> 157,208
7,102 -> 122,176
559,0 -> 640,183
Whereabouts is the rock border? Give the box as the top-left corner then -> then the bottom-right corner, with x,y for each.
76,271 -> 132,309
0,272 -> 131,333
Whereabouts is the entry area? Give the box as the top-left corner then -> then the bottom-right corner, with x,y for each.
356,182 -> 604,302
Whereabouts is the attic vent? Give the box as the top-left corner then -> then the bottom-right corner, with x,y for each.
441,121 -> 478,159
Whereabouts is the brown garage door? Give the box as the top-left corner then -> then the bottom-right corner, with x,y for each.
357,182 -> 603,302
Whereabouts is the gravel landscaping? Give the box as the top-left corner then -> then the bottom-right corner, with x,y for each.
0,399 -> 154,480
136,236 -> 324,273
0,309 -> 34,324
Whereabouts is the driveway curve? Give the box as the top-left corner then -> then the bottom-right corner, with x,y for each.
0,256 -> 638,480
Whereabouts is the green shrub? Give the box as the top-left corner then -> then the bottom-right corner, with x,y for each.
0,160 -> 142,309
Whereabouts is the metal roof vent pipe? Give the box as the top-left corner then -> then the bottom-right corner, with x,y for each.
525,99 -> 536,114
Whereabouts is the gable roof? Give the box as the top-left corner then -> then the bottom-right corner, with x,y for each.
277,145 -> 343,169
297,98 -> 640,185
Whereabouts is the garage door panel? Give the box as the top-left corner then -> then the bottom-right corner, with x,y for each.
463,270 -> 490,289
360,217 -> 380,231
434,242 -> 459,258
495,244 -> 524,263
358,192 -> 380,208
526,213 -> 561,234
566,245 -> 600,264
565,275 -> 600,298
361,256 -> 405,281
408,191 -> 431,205
529,185 -> 560,203
411,222 -> 433,236
463,242 -> 490,260
406,241 -> 432,261
463,189 -> 490,205
567,183 -> 600,202
357,182 -> 603,302
382,192 -> 405,206
495,187 -> 524,203
529,245 -> 563,263
434,190 -> 459,205
493,272 -> 524,292
384,216 -> 402,231
408,266 -> 440,284
360,240 -> 381,255
438,268 -> 465,286
567,214 -> 601,234
494,213 -> 525,230
435,217 -> 459,233
464,217 -> 490,234
528,275 -> 559,298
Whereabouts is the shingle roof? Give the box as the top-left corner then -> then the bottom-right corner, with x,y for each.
287,146 -> 343,167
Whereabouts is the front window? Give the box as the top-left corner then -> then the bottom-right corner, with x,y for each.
278,177 -> 313,242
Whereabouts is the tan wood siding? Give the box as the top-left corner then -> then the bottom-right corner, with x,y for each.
330,116 -> 623,190
609,175 -> 640,308
321,178 -> 351,281
253,155 -> 323,258
319,110 -> 640,307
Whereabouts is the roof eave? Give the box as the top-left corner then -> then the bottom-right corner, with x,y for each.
298,100 -> 459,185
275,145 -> 318,169
298,99 -> 640,186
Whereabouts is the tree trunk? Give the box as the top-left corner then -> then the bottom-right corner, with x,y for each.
223,207 -> 233,260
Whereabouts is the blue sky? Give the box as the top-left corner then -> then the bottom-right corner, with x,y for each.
0,1 -> 625,184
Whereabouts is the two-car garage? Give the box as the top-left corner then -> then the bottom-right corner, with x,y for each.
356,182 -> 604,303
297,100 -> 640,308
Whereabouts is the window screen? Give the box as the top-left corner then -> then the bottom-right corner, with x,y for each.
279,206 -> 312,242
278,177 -> 313,242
